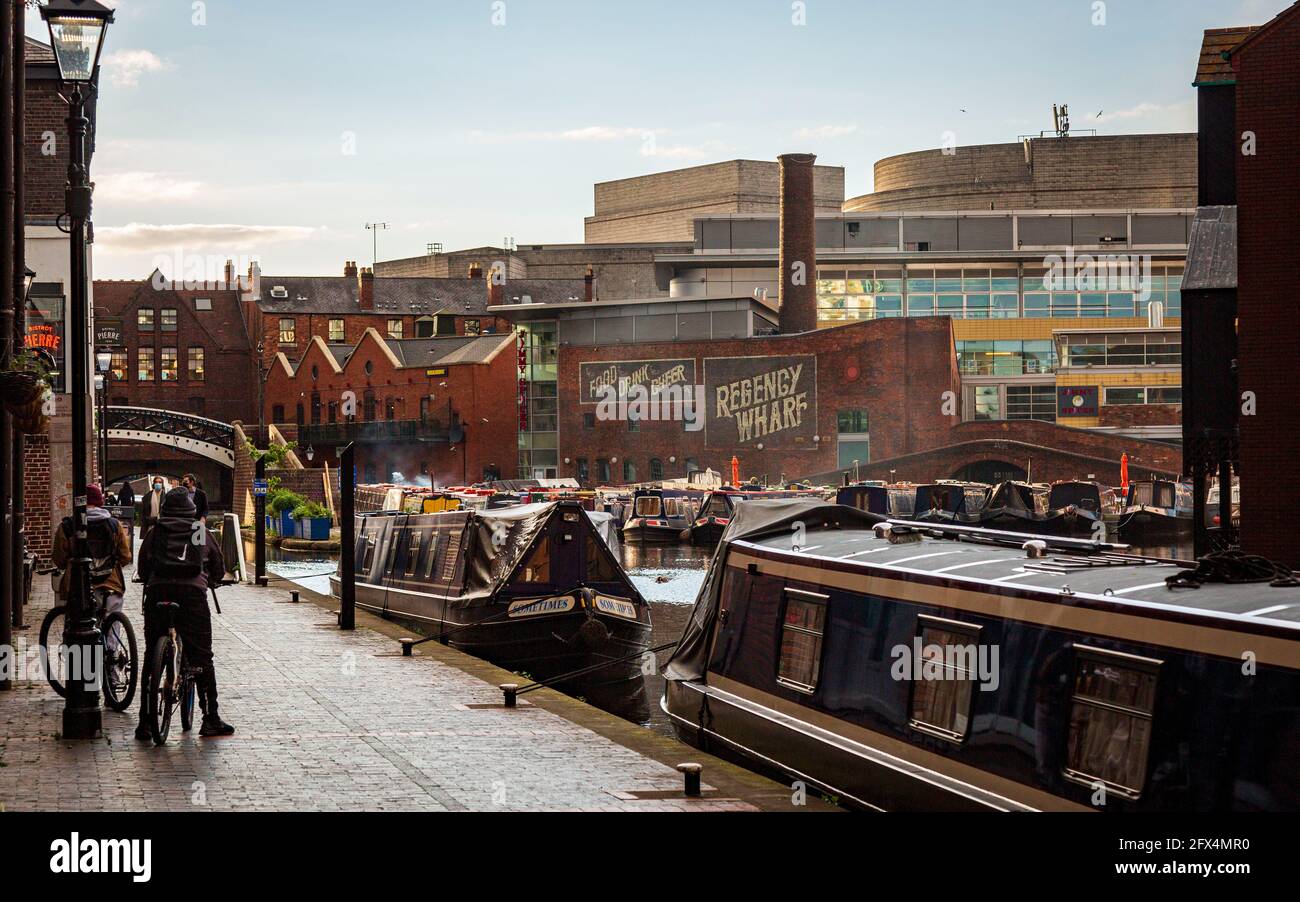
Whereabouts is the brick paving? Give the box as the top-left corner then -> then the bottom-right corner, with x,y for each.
0,562 -> 819,812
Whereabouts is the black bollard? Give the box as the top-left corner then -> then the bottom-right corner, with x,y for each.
677,762 -> 703,797
501,683 -> 518,708
400,638 -> 414,657
290,589 -> 299,604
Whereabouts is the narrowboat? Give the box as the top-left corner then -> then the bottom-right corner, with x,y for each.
622,488 -> 699,544
912,482 -> 988,525
1044,480 -> 1121,539
1119,479 -> 1194,542
837,483 -> 915,520
976,481 -> 1047,533
690,487 -> 827,546
663,498 -> 1300,811
331,500 -> 651,691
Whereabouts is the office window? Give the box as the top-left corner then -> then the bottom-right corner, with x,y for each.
1065,647 -> 1160,798
907,294 -> 935,317
328,318 -> 345,342
160,308 -> 178,331
278,318 -> 296,344
109,351 -> 128,381
1148,386 -> 1182,404
777,588 -> 828,693
137,308 -> 154,331
909,617 -> 982,742
1006,385 -> 1056,422
193,297 -> 212,311
160,347 -> 178,381
137,348 -> 155,382
1104,388 -> 1145,406
973,386 -> 1000,421
387,318 -> 403,339
187,347 -> 204,381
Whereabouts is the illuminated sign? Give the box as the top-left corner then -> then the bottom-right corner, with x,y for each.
1058,386 -> 1099,418
95,316 -> 124,348
704,356 -> 817,450
578,359 -> 696,404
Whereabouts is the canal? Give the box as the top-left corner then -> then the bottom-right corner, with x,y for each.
264,542 -> 713,737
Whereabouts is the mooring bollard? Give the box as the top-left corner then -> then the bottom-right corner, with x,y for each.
677,762 -> 703,797
290,590 -> 299,604
400,638 -> 415,657
501,683 -> 518,708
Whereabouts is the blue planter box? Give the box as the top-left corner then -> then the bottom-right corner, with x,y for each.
279,511 -> 296,537
296,517 -> 331,541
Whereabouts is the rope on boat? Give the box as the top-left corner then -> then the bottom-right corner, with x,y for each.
514,640 -> 679,696
1165,550 -> 1300,590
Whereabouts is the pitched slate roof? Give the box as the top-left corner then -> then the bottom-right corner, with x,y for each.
1194,27 -> 1259,85
25,38 -> 56,65
255,276 -> 586,316
385,334 -> 513,368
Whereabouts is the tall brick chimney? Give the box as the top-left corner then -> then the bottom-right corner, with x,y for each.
224,259 -> 235,286
344,260 -> 358,279
584,264 -> 594,302
358,267 -> 374,310
468,262 -> 483,280
488,278 -> 503,306
778,153 -> 818,334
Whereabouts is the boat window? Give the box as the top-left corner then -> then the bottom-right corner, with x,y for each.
1064,646 -> 1161,798
359,536 -> 376,576
383,529 -> 400,576
518,537 -> 552,583
703,495 -> 730,518
777,588 -> 828,694
909,616 -> 982,742
634,496 -> 662,518
404,531 -> 423,577
424,533 -> 441,580
585,532 -> 619,582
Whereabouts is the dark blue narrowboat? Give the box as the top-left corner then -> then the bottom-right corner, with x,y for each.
663,498 -> 1300,812
622,488 -> 699,544
331,501 -> 651,691
1120,479 -> 1194,543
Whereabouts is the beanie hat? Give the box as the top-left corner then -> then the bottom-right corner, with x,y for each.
162,486 -> 197,517
86,484 -> 104,507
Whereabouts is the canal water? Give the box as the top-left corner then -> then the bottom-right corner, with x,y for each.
265,542 -> 713,738
266,536 -> 1191,737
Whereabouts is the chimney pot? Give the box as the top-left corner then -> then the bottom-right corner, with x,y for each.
224,259 -> 235,286
359,266 -> 375,310
344,260 -> 358,279
778,153 -> 819,334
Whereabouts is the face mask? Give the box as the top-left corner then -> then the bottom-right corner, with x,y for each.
154,484 -> 162,491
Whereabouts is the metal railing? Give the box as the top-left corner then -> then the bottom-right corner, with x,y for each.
105,406 -> 235,448
297,420 -> 450,446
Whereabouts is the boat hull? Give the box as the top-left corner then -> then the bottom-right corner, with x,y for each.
622,518 -> 687,544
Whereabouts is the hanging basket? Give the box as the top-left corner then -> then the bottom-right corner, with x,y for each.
0,370 -> 44,410
10,393 -> 50,434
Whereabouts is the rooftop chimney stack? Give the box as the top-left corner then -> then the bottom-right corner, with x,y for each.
344,260 -> 358,279
778,153 -> 819,334
584,264 -> 594,302
359,266 -> 375,310
468,262 -> 483,280
224,259 -> 235,286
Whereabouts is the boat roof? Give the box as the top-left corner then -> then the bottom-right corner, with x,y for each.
736,524 -> 1300,627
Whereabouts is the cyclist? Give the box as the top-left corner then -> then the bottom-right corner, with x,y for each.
50,483 -> 132,648
135,486 -> 234,739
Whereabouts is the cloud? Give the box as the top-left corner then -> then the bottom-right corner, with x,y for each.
793,124 -> 859,139
96,172 -> 205,203
1095,102 -> 1164,123
464,125 -> 657,144
640,140 -> 730,160
96,223 -> 320,256
101,49 -> 169,88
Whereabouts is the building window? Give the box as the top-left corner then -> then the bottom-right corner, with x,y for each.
137,308 -> 154,331
160,347 -> 178,381
137,348 -> 155,382
777,588 -> 828,693
1104,386 -> 1183,406
363,390 -> 376,421
193,297 -> 212,311
649,458 -> 664,481
627,413 -> 639,432
187,347 -> 204,381
909,616 -> 981,742
837,409 -> 870,469
385,397 -> 396,420
272,404 -> 285,423
1065,647 -> 1160,798
328,400 -> 338,423
837,410 -> 869,434
328,318 -> 345,342
387,318 -> 403,339
435,315 -> 456,336
415,317 -> 434,338
973,386 -> 1000,421
109,351 -> 128,381
1006,385 -> 1057,422
685,457 -> 699,475
583,412 -> 596,430
576,458 -> 589,482
311,392 -> 322,425
465,319 -> 481,336
296,403 -> 305,426
278,317 -> 296,344
596,458 -> 611,483
160,308 -> 178,331
623,459 -> 637,483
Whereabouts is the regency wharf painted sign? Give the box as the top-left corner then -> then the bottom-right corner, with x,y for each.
578,359 -> 696,404
704,356 -> 817,450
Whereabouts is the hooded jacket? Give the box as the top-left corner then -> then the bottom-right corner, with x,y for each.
51,506 -> 132,597
138,488 -> 226,591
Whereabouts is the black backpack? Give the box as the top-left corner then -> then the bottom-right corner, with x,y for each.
147,521 -> 205,581
61,517 -> 121,582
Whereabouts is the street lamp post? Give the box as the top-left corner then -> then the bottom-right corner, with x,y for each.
42,0 -> 115,741
95,350 -> 111,485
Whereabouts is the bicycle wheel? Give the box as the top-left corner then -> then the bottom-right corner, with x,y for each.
38,605 -> 68,698
147,635 -> 178,745
100,611 -> 139,712
180,656 -> 196,732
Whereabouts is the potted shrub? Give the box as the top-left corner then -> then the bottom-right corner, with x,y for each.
266,488 -> 306,537
292,501 -> 332,541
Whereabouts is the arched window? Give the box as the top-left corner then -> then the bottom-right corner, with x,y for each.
623,459 -> 637,483
310,392 -> 322,424
649,458 -> 664,481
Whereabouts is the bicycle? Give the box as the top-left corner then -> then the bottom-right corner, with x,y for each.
142,583 -> 226,745
38,574 -> 139,713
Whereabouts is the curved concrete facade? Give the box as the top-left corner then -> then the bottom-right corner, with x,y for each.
846,133 -> 1197,212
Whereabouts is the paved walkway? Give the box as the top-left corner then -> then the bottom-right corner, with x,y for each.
0,563 -> 829,812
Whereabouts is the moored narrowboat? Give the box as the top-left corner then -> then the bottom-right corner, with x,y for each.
331,500 -> 651,691
622,488 -> 699,544
837,483 -> 915,519
912,482 -> 988,525
1044,480 -> 1121,539
691,487 -> 827,546
1119,478 -> 1194,542
662,498 -> 1300,812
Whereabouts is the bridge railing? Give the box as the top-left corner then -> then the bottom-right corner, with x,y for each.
106,406 -> 236,449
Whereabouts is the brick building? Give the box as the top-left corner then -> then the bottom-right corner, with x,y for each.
262,327 -> 519,486
1232,1 -> 1300,567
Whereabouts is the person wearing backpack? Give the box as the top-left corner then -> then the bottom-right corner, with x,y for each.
50,484 -> 132,647
135,486 -> 234,739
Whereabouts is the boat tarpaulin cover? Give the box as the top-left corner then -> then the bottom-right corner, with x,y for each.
986,482 -> 1034,514
663,499 -> 885,683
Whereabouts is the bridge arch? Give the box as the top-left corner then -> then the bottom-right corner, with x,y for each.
105,407 -> 236,468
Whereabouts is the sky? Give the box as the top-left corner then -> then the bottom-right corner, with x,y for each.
27,0 -> 1296,280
